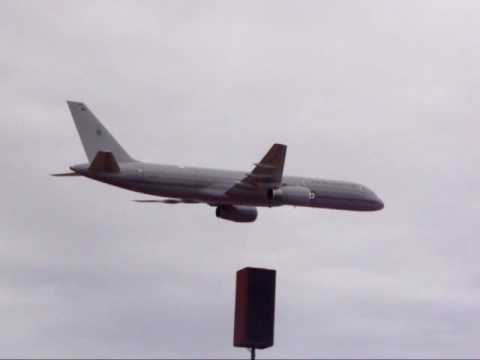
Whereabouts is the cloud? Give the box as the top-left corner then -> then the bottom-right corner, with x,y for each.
1,0 -> 480,357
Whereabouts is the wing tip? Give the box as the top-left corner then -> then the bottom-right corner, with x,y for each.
66,100 -> 84,105
66,100 -> 87,112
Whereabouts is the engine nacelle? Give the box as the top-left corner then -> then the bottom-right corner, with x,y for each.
216,205 -> 258,223
267,186 -> 313,205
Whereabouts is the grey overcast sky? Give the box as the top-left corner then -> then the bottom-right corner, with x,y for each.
1,0 -> 480,358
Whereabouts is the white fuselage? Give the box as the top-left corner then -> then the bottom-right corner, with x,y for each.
71,162 -> 384,211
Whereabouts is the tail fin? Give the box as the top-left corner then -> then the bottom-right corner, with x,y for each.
67,101 -> 134,163
89,151 -> 120,173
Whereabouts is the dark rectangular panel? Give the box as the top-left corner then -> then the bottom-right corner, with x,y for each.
234,267 -> 276,349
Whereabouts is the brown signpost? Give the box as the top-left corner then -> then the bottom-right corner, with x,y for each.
234,267 -> 276,359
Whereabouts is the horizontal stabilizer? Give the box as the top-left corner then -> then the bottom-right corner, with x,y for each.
51,172 -> 80,177
89,151 -> 120,173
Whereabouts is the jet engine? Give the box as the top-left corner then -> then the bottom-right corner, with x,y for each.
216,205 -> 258,223
267,186 -> 313,205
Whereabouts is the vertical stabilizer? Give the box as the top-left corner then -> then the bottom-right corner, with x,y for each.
67,101 -> 134,163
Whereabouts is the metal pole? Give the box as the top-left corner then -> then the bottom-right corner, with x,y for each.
250,347 -> 255,360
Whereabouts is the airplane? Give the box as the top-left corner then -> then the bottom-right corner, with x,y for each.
53,101 -> 384,223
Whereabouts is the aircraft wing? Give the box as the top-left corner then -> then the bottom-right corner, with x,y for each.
133,199 -> 200,204
227,143 -> 287,194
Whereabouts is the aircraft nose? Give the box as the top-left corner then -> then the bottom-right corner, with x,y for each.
374,197 -> 384,210
364,187 -> 384,211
